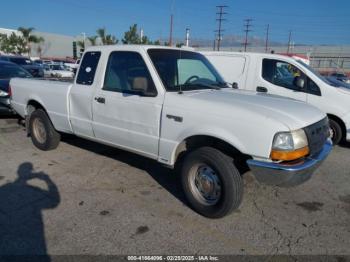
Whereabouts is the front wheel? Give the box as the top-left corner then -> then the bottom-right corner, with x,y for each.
329,119 -> 342,145
181,147 -> 243,218
29,109 -> 61,151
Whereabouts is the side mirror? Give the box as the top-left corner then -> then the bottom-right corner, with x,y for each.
232,82 -> 238,89
294,76 -> 305,90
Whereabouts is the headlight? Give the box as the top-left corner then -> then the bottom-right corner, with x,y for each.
271,129 -> 309,161
0,90 -> 9,97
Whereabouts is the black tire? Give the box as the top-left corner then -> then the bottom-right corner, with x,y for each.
181,147 -> 243,218
29,109 -> 61,151
329,119 -> 342,145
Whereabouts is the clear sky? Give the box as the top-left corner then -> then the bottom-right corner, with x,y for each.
0,0 -> 349,45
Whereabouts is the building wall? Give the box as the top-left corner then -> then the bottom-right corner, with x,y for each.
0,27 -> 76,58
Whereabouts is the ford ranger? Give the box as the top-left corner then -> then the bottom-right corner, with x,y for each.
10,46 -> 332,218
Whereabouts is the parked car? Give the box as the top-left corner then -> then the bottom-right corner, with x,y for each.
0,61 -> 32,114
43,63 -> 75,78
65,59 -> 80,73
0,55 -> 44,78
10,46 -> 331,218
203,51 -> 350,145
329,72 -> 350,84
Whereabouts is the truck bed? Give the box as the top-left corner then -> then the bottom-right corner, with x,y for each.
10,78 -> 73,133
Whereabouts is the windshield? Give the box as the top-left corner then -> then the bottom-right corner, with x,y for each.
0,63 -> 32,79
50,65 -> 64,70
147,49 -> 227,92
296,60 -> 335,86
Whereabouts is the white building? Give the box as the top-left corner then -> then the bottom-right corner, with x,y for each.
0,27 -> 78,58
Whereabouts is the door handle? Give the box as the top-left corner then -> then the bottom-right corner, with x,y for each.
256,86 -> 268,93
94,97 -> 105,104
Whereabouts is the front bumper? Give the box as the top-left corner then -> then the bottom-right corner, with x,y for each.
0,97 -> 14,114
247,140 -> 332,187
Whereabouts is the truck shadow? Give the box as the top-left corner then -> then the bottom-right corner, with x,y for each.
0,162 -> 60,261
62,136 -> 187,204
339,141 -> 350,149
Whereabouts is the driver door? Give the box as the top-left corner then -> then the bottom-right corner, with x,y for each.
256,59 -> 307,102
91,51 -> 162,159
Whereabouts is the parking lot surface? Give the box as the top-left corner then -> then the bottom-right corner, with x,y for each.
0,117 -> 349,256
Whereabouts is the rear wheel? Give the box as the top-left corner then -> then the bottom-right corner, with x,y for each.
329,119 -> 342,145
181,147 -> 243,218
29,109 -> 60,151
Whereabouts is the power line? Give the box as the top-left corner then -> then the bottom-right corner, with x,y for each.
242,18 -> 253,52
214,5 -> 228,51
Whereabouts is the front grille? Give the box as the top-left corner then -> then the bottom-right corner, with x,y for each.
303,117 -> 329,155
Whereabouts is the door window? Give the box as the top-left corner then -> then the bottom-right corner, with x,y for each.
76,52 -> 101,85
307,78 -> 321,96
103,51 -> 157,96
262,59 -> 321,96
262,59 -> 306,91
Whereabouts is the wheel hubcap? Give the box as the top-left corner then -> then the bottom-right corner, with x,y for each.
32,118 -> 47,144
189,164 -> 222,206
330,127 -> 335,140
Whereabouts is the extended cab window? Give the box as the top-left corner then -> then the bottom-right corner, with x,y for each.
103,51 -> 157,96
76,52 -> 101,85
262,59 -> 321,96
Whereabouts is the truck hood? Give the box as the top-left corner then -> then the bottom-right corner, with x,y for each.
166,88 -> 326,130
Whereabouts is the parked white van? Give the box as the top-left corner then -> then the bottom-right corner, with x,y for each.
202,51 -> 350,144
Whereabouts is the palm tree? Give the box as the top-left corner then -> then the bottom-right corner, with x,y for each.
96,27 -> 118,45
77,40 -> 85,50
87,36 -> 98,46
17,27 -> 44,55
96,27 -> 106,45
105,35 -> 118,45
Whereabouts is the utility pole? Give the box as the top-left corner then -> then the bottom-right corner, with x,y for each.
265,24 -> 269,53
215,5 -> 228,51
287,30 -> 292,54
242,18 -> 252,52
140,28 -> 144,43
185,28 -> 190,47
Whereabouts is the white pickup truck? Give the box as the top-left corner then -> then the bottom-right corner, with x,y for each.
10,46 -> 331,218
202,51 -> 350,145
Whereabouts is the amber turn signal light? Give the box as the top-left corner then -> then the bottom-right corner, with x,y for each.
270,146 -> 310,161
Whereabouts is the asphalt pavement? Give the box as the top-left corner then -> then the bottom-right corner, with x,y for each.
0,117 -> 349,257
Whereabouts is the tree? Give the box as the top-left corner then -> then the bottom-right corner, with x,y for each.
96,27 -> 118,45
0,33 -> 27,54
34,36 -> 45,57
122,24 -> 140,44
77,40 -> 85,50
17,27 -> 44,55
105,35 -> 117,45
96,28 -> 106,44
87,36 -> 98,46
176,42 -> 184,48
